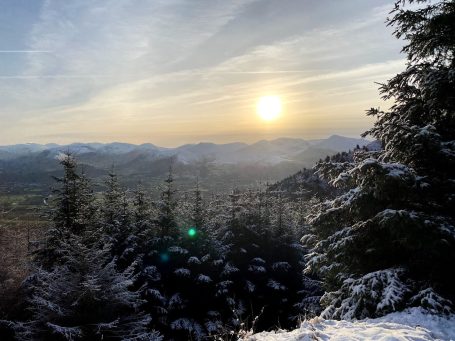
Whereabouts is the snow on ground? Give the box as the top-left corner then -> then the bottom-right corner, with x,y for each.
247,308 -> 455,341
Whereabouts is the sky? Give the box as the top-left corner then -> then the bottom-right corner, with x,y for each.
0,0 -> 405,146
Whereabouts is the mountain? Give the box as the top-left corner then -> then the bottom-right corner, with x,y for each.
308,134 -> 369,152
0,135 -> 370,193
173,142 -> 247,163
0,135 -> 369,165
269,136 -> 382,198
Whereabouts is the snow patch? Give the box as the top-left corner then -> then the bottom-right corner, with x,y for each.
247,308 -> 455,340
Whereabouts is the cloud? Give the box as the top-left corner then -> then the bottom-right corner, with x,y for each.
0,0 -> 404,145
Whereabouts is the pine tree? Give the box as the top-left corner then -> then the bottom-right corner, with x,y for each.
260,190 -> 320,328
179,181 -> 228,338
51,153 -> 81,234
216,189 -> 316,333
35,153 -> 96,269
16,156 -> 160,340
130,182 -> 154,259
141,166 -> 186,338
303,0 -> 455,319
18,233 -> 160,340
192,179 -> 205,230
101,169 -> 133,268
156,166 -> 178,239
142,176 -> 227,340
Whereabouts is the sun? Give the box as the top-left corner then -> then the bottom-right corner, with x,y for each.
257,96 -> 282,121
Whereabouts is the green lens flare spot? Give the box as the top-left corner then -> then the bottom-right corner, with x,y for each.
160,253 -> 170,262
188,227 -> 197,237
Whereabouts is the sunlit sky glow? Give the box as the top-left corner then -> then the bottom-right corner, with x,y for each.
257,96 -> 281,121
0,0 -> 404,146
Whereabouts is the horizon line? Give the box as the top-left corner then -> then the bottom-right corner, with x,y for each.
0,134 -> 371,149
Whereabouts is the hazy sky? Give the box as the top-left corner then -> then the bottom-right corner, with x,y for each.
0,0 -> 405,146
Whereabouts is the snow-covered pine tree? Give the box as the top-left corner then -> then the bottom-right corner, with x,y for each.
259,189 -> 320,328
168,180 -> 227,339
35,153 -> 97,269
17,155 -> 160,340
18,232 -> 160,340
218,189 -> 262,330
142,175 -> 227,340
101,169 -> 133,269
50,153 -> 83,234
303,0 -> 455,319
191,179 -> 205,230
217,188 -> 315,333
141,166 -> 191,338
130,182 -> 154,260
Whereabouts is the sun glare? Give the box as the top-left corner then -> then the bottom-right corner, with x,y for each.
257,96 -> 282,121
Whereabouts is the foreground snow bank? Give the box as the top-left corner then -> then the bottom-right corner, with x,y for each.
247,308 -> 455,340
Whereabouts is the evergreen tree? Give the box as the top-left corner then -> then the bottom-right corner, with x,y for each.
35,153 -> 96,269
16,156 -> 160,340
261,190 -> 320,328
131,182 -> 154,259
101,169 -> 133,268
170,181 -> 227,339
18,233 -> 160,340
218,189 -> 316,333
142,176 -> 227,340
51,153 -> 82,234
191,179 -> 205,230
303,0 -> 455,319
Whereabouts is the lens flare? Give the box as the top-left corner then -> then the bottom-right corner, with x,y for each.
188,227 -> 197,237
160,253 -> 170,262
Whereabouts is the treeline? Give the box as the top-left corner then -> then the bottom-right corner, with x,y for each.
0,154 -> 321,340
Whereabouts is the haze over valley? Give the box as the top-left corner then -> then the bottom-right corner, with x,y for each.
0,134 -> 369,194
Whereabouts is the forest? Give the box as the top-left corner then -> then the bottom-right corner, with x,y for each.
0,0 -> 455,340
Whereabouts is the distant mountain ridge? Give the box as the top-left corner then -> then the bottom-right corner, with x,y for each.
0,135 -> 371,194
0,135 -> 369,165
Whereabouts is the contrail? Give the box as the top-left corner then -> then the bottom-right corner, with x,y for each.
0,50 -> 52,53
0,75 -> 110,79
